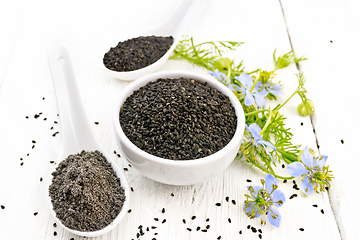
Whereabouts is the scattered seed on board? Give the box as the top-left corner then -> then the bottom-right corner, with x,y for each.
171,193 -> 174,197
239,230 -> 242,234
321,209 -> 324,214
1,205 -> 5,209
53,231 -> 57,236
341,139 -> 344,144
251,226 -> 257,233
191,216 -> 196,220
154,218 -> 159,221
313,204 -> 318,207
228,218 -> 231,223
182,219 -> 186,224
215,203 -> 221,206
34,212 -> 38,216
299,228 -> 305,231
247,225 -> 251,229
128,209 -> 132,213
187,228 -> 192,231
289,194 -> 298,199
301,122 -> 303,126
201,229 -> 207,232
232,200 -> 236,205
196,226 -> 200,231
20,162 -> 24,166
206,225 -> 210,229
283,179 -> 287,183
258,229 -> 262,233
225,196 -> 229,202
162,219 -> 166,224
123,168 -> 128,171
206,218 -> 210,222
162,208 -> 165,213
217,236 -> 221,240
94,122 -> 99,125
259,234 -> 262,239
130,187 -> 134,192
53,223 -> 57,227
246,179 -> 252,182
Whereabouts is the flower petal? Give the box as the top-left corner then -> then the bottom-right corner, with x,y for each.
209,69 -> 227,81
265,174 -> 277,192
238,73 -> 254,89
258,140 -> 276,151
244,90 -> 255,106
316,155 -> 328,169
272,189 -> 285,207
248,123 -> 262,139
287,162 -> 308,177
267,208 -> 281,228
269,88 -> 284,96
301,176 -> 314,196
244,202 -> 262,218
229,84 -> 241,92
301,146 -> 314,168
253,92 -> 267,108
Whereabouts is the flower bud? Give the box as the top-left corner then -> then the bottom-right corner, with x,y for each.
297,100 -> 314,116
213,57 -> 232,71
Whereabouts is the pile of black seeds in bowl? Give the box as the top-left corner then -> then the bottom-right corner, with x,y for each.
119,77 -> 237,160
103,35 -> 174,72
49,150 -> 126,232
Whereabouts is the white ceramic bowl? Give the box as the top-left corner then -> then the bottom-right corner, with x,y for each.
113,70 -> 245,185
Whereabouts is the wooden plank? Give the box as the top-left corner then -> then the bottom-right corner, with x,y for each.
280,0 -> 360,239
0,0 -> 344,239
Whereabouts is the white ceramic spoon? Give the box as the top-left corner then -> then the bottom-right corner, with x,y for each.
102,0 -> 201,81
47,44 -> 130,237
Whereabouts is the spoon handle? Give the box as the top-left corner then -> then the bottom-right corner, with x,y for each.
48,45 -> 99,158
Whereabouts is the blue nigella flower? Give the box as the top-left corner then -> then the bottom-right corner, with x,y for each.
233,73 -> 267,108
244,174 -> 285,228
256,81 -> 284,96
209,69 -> 230,86
245,123 -> 276,161
287,146 -> 333,196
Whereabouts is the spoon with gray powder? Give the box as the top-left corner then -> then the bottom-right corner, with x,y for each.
47,45 -> 129,237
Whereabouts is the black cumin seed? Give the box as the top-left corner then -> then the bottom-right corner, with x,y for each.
26,116 -> 29,119
40,177 -> 43,181
341,139 -> 344,144
301,122 -> 303,126
50,161 -> 55,164
206,225 -> 210,229
152,238 -> 156,240
50,126 -> 54,130
154,218 -> 159,221
34,212 -> 38,216
43,118 -> 47,121
325,186 -> 329,191
259,233 -> 262,239
228,218 -> 231,223
239,230 -> 242,234
330,40 -> 333,43
171,192 -> 174,196
52,131 -> 59,137
313,204 -> 318,207
201,229 -> 207,232
289,194 -> 298,199
246,179 -> 252,182
247,225 -> 251,229
128,164 -> 132,167
215,203 -> 221,206
42,97 -> 45,100
182,219 -> 186,224
162,219 -> 166,224
217,236 -> 221,240
283,179 -> 287,183
162,208 -> 165,213
53,231 -> 57,236
187,228 -> 192,231
282,164 -> 285,168
206,218 -> 209,222
20,158 -> 23,160
299,228 -> 304,231
251,226 -> 257,233
196,226 -> 200,231
113,150 -> 116,154
225,196 -> 229,202
117,154 -> 121,158
34,114 -> 40,119
130,187 -> 134,192
32,145 -> 35,149
232,200 -> 236,205
191,215 -> 196,220
53,222 -> 57,227
154,233 -> 158,235
293,180 -> 296,184
136,233 -> 140,238
27,153 -> 29,156
123,168 -> 128,171
32,140 -> 36,144
258,229 -> 262,233
146,227 -> 149,231
70,238 -> 74,240
151,226 -> 157,229
128,209 -> 132,213
321,209 -> 324,214
20,162 -> 24,166
1,205 -> 5,209
54,121 -> 58,124
94,122 -> 99,125
138,224 -> 143,229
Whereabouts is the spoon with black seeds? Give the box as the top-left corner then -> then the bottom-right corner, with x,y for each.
47,45 -> 129,237
101,0 -> 201,80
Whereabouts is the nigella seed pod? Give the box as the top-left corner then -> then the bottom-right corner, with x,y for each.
297,100 -> 315,116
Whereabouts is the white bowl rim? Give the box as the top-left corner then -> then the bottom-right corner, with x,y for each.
113,70 -> 245,168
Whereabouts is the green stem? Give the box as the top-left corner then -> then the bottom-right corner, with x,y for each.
245,109 -> 269,117
250,78 -> 259,93
260,110 -> 272,135
250,161 -> 294,180
276,90 -> 298,110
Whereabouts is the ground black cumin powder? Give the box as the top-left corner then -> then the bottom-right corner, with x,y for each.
103,35 -> 173,72
49,150 -> 125,232
119,77 -> 237,160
